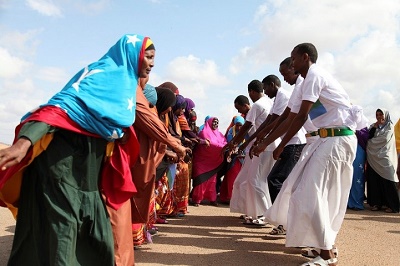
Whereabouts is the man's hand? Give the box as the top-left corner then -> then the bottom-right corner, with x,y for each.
222,142 -> 236,155
238,141 -> 249,154
272,145 -> 284,160
0,138 -> 31,170
251,140 -> 268,158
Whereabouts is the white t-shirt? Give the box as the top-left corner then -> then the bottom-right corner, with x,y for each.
291,64 -> 354,129
275,81 -> 307,145
247,95 -> 282,151
246,95 -> 271,131
270,89 -> 290,116
289,76 -> 317,133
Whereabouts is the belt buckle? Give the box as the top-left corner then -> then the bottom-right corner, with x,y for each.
319,128 -> 328,138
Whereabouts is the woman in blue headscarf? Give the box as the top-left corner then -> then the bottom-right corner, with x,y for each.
219,116 -> 247,203
0,34 -> 155,265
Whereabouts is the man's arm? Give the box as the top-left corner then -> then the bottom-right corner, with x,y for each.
251,107 -> 292,156
222,121 -> 252,152
272,100 -> 313,159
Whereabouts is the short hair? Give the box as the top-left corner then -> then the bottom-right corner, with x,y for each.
247,79 -> 263,93
294,43 -> 318,63
234,95 -> 250,106
262,75 -> 281,87
280,57 -> 292,68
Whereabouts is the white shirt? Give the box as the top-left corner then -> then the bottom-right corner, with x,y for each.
291,64 -> 354,129
270,89 -> 290,116
246,95 -> 272,132
289,76 -> 317,133
274,83 -> 307,145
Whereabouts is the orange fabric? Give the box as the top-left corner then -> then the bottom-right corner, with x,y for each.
173,161 -> 190,214
107,199 -> 134,266
131,88 -> 177,223
0,133 -> 53,218
178,115 -> 190,131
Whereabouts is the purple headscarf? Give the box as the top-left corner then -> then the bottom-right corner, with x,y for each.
184,98 -> 195,119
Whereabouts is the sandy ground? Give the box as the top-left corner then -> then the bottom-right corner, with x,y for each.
1,202 -> 399,266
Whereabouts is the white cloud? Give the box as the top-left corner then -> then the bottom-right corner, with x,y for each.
164,55 -> 230,98
0,78 -> 46,144
253,4 -> 268,22
26,0 -> 62,17
0,29 -> 42,58
229,0 -> 400,123
0,47 -> 31,78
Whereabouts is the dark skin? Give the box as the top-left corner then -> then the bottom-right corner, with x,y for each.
273,47 -> 335,262
269,47 -> 314,161
250,64 -> 300,157
253,48 -> 336,263
222,101 -> 252,154
240,81 -> 282,156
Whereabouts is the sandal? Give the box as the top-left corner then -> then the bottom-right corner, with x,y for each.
302,247 -> 339,259
251,217 -> 267,226
385,208 -> 395,213
371,205 -> 381,211
243,217 -> 254,225
269,225 -> 286,235
300,256 -> 338,266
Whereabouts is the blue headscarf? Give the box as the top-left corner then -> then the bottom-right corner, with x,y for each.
143,84 -> 158,106
233,115 -> 245,125
35,34 -> 154,140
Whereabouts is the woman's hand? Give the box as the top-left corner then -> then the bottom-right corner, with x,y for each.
165,150 -> 179,164
0,138 -> 31,170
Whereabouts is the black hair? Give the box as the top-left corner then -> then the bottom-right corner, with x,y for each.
234,95 -> 250,106
247,79 -> 263,93
294,43 -> 318,63
280,57 -> 292,67
262,75 -> 281,87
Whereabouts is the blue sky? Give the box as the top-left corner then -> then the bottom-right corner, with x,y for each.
1,0 -> 400,144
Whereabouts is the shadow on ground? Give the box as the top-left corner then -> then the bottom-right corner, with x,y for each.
135,213 -> 307,266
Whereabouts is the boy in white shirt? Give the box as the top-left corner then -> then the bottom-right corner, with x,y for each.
258,43 -> 362,266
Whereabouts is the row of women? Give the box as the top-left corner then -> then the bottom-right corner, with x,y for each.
131,92 -> 247,245
0,34 -> 212,266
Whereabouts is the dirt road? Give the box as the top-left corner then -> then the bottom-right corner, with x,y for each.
1,203 -> 399,265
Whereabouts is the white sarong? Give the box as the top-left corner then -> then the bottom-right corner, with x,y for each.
264,135 -> 356,250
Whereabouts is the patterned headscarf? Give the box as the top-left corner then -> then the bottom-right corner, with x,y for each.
32,34 -> 154,140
